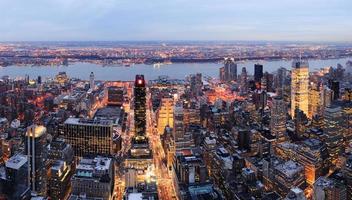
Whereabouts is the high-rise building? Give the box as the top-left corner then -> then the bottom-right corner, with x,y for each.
157,97 -> 174,135
273,160 -> 305,196
322,86 -> 334,109
254,64 -> 264,83
275,67 -> 287,92
173,104 -> 184,141
323,105 -> 344,166
48,160 -> 71,200
238,129 -> 251,151
89,72 -> 95,90
25,125 -> 48,196
134,75 -> 147,136
342,103 -> 352,149
240,67 -> 248,94
270,96 -> 287,143
328,80 -> 340,100
62,118 -> 114,157
262,72 -> 274,92
219,66 -> 225,82
313,176 -> 347,200
3,154 -> 30,199
223,58 -> 237,81
297,139 -> 329,185
308,82 -> 322,118
70,157 -> 114,200
107,86 -> 124,106
48,138 -> 74,164
189,73 -> 203,96
342,155 -> 352,200
291,60 -> 309,118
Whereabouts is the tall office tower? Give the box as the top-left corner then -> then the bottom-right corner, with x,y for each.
240,67 -> 248,94
157,97 -> 174,135
190,73 -> 203,96
89,71 -> 95,90
3,154 -> 30,199
291,60 -> 309,118
70,157 -> 114,200
270,96 -> 287,143
107,86 -> 124,106
224,58 -> 237,81
328,80 -> 340,100
173,104 -> 184,141
48,160 -> 71,200
342,155 -> 352,200
297,139 -> 329,185
342,103 -> 352,149
238,128 -> 251,151
134,75 -> 147,136
219,66 -> 226,82
276,67 -> 287,90
262,72 -> 274,92
25,74 -> 30,84
37,76 -> 42,84
322,86 -> 334,109
48,138 -> 74,164
254,64 -> 264,83
62,118 -> 113,157
25,125 -> 48,196
323,105 -> 344,166
309,82 -> 322,118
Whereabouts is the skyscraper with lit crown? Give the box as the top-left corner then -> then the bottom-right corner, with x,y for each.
25,125 -> 48,196
291,60 -> 309,118
134,75 -> 147,136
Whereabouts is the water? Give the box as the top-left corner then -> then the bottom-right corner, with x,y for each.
0,57 -> 351,81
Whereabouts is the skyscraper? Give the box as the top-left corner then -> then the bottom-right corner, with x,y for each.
328,80 -> 340,100
157,97 -> 174,135
4,154 -> 30,199
323,105 -> 344,166
224,58 -> 237,81
173,104 -> 184,141
291,60 -> 309,118
62,118 -> 114,157
308,82 -> 322,118
254,64 -> 264,83
270,96 -> 287,143
107,86 -> 124,106
134,75 -> 147,136
189,73 -> 203,96
240,67 -> 248,94
25,125 -> 48,196
89,72 -> 95,90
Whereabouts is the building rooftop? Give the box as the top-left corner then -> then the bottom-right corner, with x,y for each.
275,160 -> 303,179
65,117 -> 113,126
6,154 -> 27,170
292,60 -> 309,69
26,125 -> 46,138
75,157 -> 112,179
94,106 -> 124,125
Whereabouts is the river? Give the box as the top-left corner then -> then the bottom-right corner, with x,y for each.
0,57 -> 351,81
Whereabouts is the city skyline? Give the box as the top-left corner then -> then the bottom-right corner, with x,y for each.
0,0 -> 351,42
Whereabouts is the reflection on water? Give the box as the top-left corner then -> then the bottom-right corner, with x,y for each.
0,57 -> 351,81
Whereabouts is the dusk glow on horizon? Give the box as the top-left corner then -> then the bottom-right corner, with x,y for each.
0,0 -> 351,42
